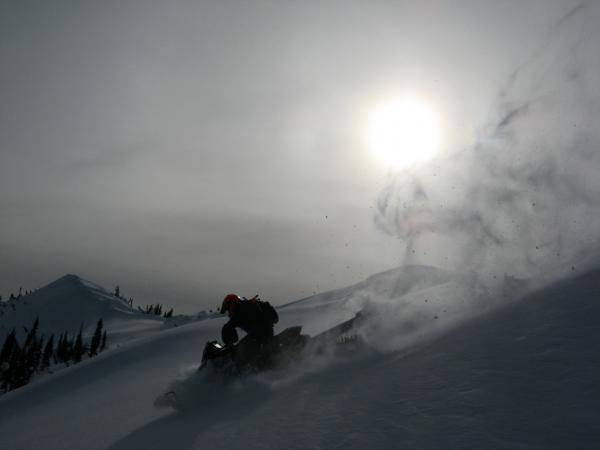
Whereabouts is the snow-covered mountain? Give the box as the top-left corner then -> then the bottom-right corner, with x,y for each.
0,264 -> 598,449
0,274 -> 195,344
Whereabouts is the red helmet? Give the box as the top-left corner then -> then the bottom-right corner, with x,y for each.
220,293 -> 241,314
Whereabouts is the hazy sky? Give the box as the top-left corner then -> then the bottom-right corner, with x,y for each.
0,1 -> 584,312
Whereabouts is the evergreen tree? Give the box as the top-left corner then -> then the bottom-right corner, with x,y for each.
2,342 -> 21,390
114,285 -> 120,298
16,318 -> 41,386
65,333 -> 74,362
24,317 -> 39,349
56,333 -> 64,362
0,329 -> 17,365
0,322 -> 55,391
89,319 -> 103,356
62,332 -> 71,363
57,332 -> 71,364
55,333 -> 63,363
72,325 -> 86,363
6,338 -> 35,390
100,331 -> 107,352
40,335 -> 54,370
31,335 -> 43,370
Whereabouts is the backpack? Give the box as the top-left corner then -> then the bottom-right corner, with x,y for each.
245,295 -> 279,325
260,301 -> 279,324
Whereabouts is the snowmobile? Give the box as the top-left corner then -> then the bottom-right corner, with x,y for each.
198,311 -> 366,377
154,312 -> 366,409
198,326 -> 308,376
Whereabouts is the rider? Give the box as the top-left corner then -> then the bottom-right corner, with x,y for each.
220,294 -> 278,347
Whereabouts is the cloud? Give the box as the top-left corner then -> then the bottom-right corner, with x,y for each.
375,3 -> 600,281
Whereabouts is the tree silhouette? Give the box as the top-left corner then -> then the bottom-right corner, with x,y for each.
40,335 -> 54,370
100,330 -> 107,352
0,329 -> 17,366
89,319 -> 103,356
1,316 -> 110,393
72,325 -> 86,363
24,317 -> 39,349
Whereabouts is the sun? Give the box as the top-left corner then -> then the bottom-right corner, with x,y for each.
366,96 -> 442,170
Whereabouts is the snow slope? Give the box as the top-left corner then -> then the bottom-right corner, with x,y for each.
0,265 -> 598,449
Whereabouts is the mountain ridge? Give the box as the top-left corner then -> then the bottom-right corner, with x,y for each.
0,273 -> 151,339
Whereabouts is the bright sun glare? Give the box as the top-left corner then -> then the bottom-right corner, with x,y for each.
367,96 -> 442,170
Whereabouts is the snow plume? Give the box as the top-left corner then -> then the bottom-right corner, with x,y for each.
376,2 -> 600,284
344,266 -> 498,353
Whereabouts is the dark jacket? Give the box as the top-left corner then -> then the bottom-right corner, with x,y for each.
222,300 -> 278,346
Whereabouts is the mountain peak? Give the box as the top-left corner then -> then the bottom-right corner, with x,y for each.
62,273 -> 81,280
1,274 -> 136,339
55,273 -> 83,284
